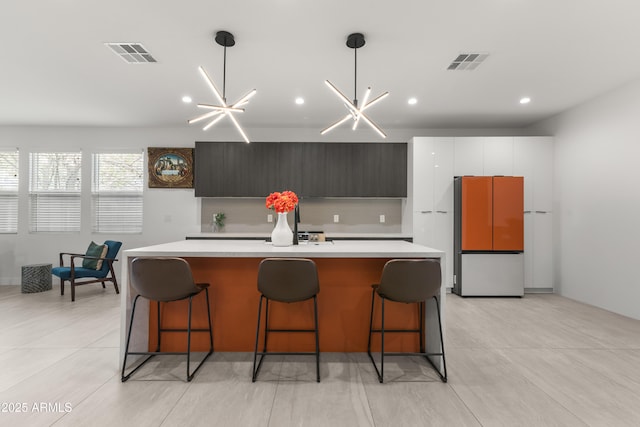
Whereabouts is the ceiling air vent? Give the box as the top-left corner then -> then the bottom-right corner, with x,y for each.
447,53 -> 488,71
105,43 -> 157,64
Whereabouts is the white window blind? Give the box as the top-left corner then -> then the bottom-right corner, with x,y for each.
92,152 -> 143,233
0,150 -> 19,233
29,152 -> 82,232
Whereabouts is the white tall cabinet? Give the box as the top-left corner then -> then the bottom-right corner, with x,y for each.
410,137 -> 454,288
410,136 -> 554,292
514,136 -> 554,291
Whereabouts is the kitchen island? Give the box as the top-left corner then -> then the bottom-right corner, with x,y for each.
119,239 -> 445,375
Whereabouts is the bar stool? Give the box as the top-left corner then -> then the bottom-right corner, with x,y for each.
252,258 -> 320,382
367,259 -> 447,383
121,257 -> 213,382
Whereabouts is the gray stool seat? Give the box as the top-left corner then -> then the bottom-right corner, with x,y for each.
21,264 -> 52,293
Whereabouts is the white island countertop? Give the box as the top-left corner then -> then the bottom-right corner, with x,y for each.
123,239 -> 443,259
185,232 -> 413,240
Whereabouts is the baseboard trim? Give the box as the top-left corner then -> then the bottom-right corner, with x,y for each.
524,287 -> 554,294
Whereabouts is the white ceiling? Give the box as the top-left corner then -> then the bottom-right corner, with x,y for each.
2,0 -> 640,133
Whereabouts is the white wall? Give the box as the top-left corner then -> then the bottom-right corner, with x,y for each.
1,124 -> 525,285
529,78 -> 640,320
0,127 -> 202,284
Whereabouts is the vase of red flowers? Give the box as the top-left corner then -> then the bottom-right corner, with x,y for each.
265,190 -> 298,247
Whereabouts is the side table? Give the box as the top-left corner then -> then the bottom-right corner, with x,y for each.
21,263 -> 53,293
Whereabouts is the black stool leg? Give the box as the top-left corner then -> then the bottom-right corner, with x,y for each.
182,290 -> 214,382
313,295 -> 320,382
435,296 -> 447,382
156,301 -> 162,351
122,295 -> 155,382
252,295 -> 264,382
121,294 -> 139,381
263,298 -> 270,353
205,288 -> 214,353
367,287 -> 375,355
186,295 -> 193,381
419,301 -> 425,353
380,296 -> 385,383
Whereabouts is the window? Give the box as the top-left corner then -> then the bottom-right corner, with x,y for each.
92,152 -> 143,233
29,152 -> 82,232
0,149 -> 19,233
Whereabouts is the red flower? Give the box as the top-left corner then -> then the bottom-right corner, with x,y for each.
265,190 -> 298,213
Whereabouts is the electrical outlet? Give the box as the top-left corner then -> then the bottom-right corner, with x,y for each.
333,214 -> 339,223
379,214 -> 385,223
267,214 -> 273,223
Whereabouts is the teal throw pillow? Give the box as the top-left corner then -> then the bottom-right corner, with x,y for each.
82,241 -> 108,270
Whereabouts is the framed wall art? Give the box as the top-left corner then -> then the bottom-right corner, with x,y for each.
147,147 -> 194,188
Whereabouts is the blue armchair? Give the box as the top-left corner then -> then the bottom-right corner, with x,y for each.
52,240 -> 122,302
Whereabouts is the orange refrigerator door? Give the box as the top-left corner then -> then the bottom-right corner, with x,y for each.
461,176 -> 493,250
492,176 -> 524,251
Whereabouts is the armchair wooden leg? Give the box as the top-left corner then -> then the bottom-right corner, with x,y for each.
71,283 -> 76,302
60,279 -> 64,296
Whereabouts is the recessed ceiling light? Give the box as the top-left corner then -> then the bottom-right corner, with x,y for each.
182,96 -> 192,103
408,97 -> 417,105
519,97 -> 531,104
295,97 -> 305,105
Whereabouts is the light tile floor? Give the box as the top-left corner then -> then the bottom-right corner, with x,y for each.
1,285 -> 640,426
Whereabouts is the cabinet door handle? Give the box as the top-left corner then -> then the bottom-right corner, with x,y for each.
420,210 -> 433,214
524,210 -> 532,214
535,210 -> 548,214
436,210 -> 448,213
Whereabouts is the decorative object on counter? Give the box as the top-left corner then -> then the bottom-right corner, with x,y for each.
147,147 -> 194,188
265,190 -> 298,247
322,32 -> 389,138
188,30 -> 256,143
212,212 -> 226,232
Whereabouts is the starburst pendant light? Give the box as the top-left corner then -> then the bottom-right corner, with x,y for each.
188,31 -> 256,143
322,33 -> 389,138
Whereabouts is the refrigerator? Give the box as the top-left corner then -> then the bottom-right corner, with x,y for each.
453,176 -> 524,296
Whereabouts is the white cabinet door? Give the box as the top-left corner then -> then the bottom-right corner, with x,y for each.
513,138 -> 535,212
433,138 -> 455,212
514,136 -> 553,212
434,211 -> 454,288
532,212 -> 553,289
533,138 -> 553,212
412,138 -> 434,212
483,137 -> 514,176
413,211 -> 435,246
414,211 -> 453,289
523,212 -> 534,288
454,137 -> 484,176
